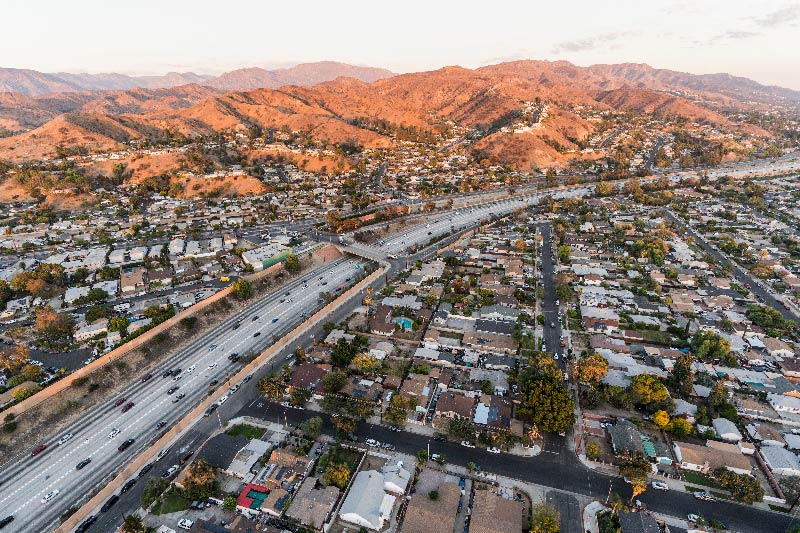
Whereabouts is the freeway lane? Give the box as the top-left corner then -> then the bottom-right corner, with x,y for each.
0,257 -> 366,532
248,405 -> 800,533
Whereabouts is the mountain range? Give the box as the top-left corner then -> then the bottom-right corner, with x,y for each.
0,61 -> 394,96
0,59 -> 795,168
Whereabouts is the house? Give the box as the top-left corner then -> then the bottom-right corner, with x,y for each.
609,420 -> 643,455
402,481 -> 460,533
434,392 -> 475,421
285,477 -> 339,531
768,393 -> 800,415
288,364 -> 331,398
469,368 -> 509,395
74,320 -> 109,342
338,471 -> 396,530
673,441 -> 751,475
473,395 -> 512,430
120,266 -> 147,294
763,337 -> 795,359
236,483 -> 271,516
469,489 -> 524,533
713,418 -> 743,442
618,511 -> 660,533
760,445 -> 800,477
746,424 -> 787,447
381,461 -> 411,494
226,439 -> 271,479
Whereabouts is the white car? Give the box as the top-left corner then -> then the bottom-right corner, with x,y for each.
365,439 -> 380,447
687,514 -> 700,523
172,375 -> 182,382
186,365 -> 196,374
58,433 -> 73,445
651,481 -> 669,490
487,447 -> 501,454
41,489 -> 60,503
108,428 -> 120,439
460,441 -> 476,448
208,362 -> 217,369
178,518 -> 194,530
217,395 -> 229,405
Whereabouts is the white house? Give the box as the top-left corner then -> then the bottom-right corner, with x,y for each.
339,471 -> 396,530
713,418 -> 743,442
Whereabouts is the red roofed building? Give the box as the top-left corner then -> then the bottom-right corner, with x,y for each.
237,483 -> 271,516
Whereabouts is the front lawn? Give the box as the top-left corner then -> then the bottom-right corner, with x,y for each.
152,489 -> 192,515
226,424 -> 265,440
683,471 -> 723,490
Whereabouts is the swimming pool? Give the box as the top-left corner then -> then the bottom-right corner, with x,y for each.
396,317 -> 413,330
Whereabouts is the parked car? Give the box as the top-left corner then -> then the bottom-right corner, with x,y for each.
460,441 -> 476,448
365,439 -> 380,447
486,447 -> 501,454
100,495 -> 119,512
178,519 -> 194,530
163,465 -> 179,478
120,479 -> 136,493
651,481 -> 669,490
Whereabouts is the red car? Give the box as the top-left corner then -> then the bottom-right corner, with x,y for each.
121,402 -> 135,413
113,397 -> 127,407
31,444 -> 47,456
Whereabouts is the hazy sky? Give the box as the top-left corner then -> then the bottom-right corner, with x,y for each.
4,0 -> 800,89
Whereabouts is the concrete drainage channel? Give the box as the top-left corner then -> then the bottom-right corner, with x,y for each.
57,255 -> 386,532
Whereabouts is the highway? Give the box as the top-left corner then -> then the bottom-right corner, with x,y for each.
0,256 -> 364,532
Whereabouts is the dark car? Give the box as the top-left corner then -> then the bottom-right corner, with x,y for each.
0,516 -> 14,529
173,368 -> 182,375
162,369 -> 173,378
75,515 -> 96,533
31,444 -> 47,456
232,323 -> 240,330
167,387 -> 179,395
120,479 -> 136,493
209,379 -> 219,386
253,331 -> 261,337
76,458 -> 91,470
180,451 -> 194,464
204,404 -> 218,417
138,463 -> 153,478
122,401 -> 135,413
100,495 -> 119,512
252,315 -> 259,321
433,434 -> 447,442
228,353 -> 240,362
118,438 -> 135,452
156,421 -> 167,429
113,397 -> 127,407
141,373 -> 153,383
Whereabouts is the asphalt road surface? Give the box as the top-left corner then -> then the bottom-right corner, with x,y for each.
538,223 -> 566,369
0,257 -> 364,532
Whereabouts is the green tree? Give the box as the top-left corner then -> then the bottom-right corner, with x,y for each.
691,331 -> 734,365
323,462 -> 351,489
322,369 -> 348,392
586,440 -> 601,461
352,352 -> 380,375
653,410 -> 671,429
85,304 -> 111,323
223,495 -> 237,512
121,514 -> 148,533
713,467 -> 764,504
557,245 -> 571,264
629,374 -> 673,412
385,394 -> 409,426
668,417 -> 693,437
231,279 -> 253,300
284,254 -> 302,273
257,375 -> 285,399
181,459 -> 218,500
668,352 -> 695,398
108,317 -> 130,333
417,449 -> 430,464
331,338 -> 357,367
290,387 -> 311,406
530,503 -> 560,533
301,416 -> 323,440
518,375 -> 575,433
618,452 -> 650,502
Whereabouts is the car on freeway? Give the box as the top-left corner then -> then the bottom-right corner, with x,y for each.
156,421 -> 168,430
108,428 -> 120,438
252,315 -> 259,321
210,379 -> 219,386
209,344 -> 217,351
186,365 -> 196,373
172,374 -> 182,382
163,465 -> 179,477
0,516 -> 14,529
208,362 -> 217,369
31,444 -> 47,456
460,441 -> 476,448
100,494 -> 119,512
167,387 -> 179,395
76,458 -> 91,470
228,352 -> 240,361
253,332 -> 261,337
651,481 -> 669,490
271,317 -> 279,323
162,369 -> 174,378
113,397 -> 127,407
118,438 -> 135,452
173,393 -> 186,403
487,447 -> 501,454
57,433 -> 73,445
232,323 -> 240,330
122,401 -> 135,413
41,489 -> 59,504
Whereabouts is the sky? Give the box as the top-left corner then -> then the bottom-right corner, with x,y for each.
3,0 -> 800,89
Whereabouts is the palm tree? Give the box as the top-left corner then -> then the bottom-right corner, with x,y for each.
121,514 -> 148,533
